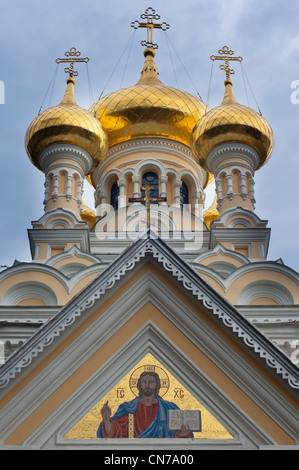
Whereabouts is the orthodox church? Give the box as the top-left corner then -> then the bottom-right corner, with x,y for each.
0,9 -> 298,450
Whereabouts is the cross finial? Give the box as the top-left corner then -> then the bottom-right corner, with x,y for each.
56,47 -> 89,78
129,183 -> 167,229
131,7 -> 170,50
210,46 -> 243,80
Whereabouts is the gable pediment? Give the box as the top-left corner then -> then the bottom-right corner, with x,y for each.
0,316 -> 281,449
0,233 -> 298,449
1,233 -> 297,393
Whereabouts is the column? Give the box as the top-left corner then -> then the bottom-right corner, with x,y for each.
117,178 -> 126,208
132,175 -> 140,198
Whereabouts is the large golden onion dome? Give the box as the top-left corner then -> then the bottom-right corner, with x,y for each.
25,76 -> 108,172
89,47 -> 208,149
190,78 -> 274,170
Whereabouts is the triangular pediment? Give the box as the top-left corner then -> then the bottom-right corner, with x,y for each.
8,320 -> 277,449
0,232 -> 298,449
0,232 -> 297,394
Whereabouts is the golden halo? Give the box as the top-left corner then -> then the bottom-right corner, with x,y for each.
129,364 -> 170,398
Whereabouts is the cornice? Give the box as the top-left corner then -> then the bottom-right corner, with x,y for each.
206,143 -> 260,173
39,144 -> 93,175
209,227 -> 271,253
92,137 -> 207,186
27,228 -> 90,258
107,137 -> 193,159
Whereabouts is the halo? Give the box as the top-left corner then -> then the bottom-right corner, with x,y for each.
129,363 -> 170,398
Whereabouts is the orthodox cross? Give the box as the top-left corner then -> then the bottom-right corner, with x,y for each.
129,183 -> 167,229
56,47 -> 89,77
131,7 -> 170,49
210,46 -> 243,80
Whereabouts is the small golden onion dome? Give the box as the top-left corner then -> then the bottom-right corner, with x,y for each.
89,47 -> 208,150
25,77 -> 108,172
203,193 -> 219,229
80,195 -> 96,229
190,79 -> 274,170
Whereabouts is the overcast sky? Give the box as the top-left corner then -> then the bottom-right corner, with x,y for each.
0,0 -> 298,272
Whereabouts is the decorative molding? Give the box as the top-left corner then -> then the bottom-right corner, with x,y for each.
92,137 -> 207,189
31,209 -> 89,230
206,143 -> 260,173
27,228 -> 90,259
39,144 -> 93,175
212,207 -> 268,228
209,227 -> 271,256
0,306 -> 59,325
3,275 -> 296,448
238,281 -> 294,305
192,243 -> 250,265
0,233 -> 298,392
228,217 -> 253,229
45,163 -> 84,179
237,305 -> 299,331
45,244 -> 101,267
191,253 -> 299,297
1,281 -> 58,306
207,261 -> 238,279
0,261 -> 106,297
107,137 -> 193,159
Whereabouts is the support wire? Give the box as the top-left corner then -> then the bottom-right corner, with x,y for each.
163,31 -> 203,101
86,62 -> 94,107
98,29 -> 136,100
120,29 -> 136,88
164,31 -> 179,88
240,62 -> 262,115
205,60 -> 214,113
38,64 -> 59,114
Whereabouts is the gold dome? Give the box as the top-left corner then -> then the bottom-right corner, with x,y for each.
191,79 -> 274,170
89,48 -> 208,149
25,77 -> 108,172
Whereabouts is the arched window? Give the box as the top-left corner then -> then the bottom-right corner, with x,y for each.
180,181 -> 189,208
141,172 -> 159,202
110,181 -> 119,210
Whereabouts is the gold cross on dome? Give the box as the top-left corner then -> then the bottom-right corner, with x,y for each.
56,47 -> 89,77
131,7 -> 170,49
210,46 -> 243,80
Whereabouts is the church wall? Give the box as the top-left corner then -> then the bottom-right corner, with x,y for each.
1,262 -> 297,446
